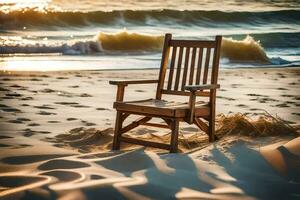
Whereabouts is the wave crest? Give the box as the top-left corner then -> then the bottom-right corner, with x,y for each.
97,31 -> 163,51
222,36 -> 269,63
97,32 -> 272,63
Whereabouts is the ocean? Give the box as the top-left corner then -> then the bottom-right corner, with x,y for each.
0,0 -> 299,71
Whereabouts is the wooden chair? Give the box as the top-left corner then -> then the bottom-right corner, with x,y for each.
109,33 -> 222,153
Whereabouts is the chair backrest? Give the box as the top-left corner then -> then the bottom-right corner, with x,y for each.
156,33 -> 222,99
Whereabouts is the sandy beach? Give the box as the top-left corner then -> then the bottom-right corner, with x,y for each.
1,0 -> 300,199
0,67 -> 299,199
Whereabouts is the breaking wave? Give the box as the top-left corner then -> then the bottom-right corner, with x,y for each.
221,36 -> 269,63
97,32 -> 164,51
0,31 -> 294,65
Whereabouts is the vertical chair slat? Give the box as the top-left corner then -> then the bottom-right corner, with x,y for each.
189,47 -> 197,85
195,48 -> 203,84
202,48 -> 211,84
156,33 -> 172,99
211,36 -> 222,84
208,36 -> 222,143
167,46 -> 177,90
174,47 -> 184,90
181,47 -> 190,91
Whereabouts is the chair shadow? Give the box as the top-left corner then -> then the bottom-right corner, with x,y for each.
108,143 -> 300,199
131,153 -> 214,199
56,143 -> 299,200
93,148 -> 213,199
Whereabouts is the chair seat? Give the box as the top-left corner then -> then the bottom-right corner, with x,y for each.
114,98 -> 210,118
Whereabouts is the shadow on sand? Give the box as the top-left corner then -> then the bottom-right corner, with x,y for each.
1,141 -> 299,200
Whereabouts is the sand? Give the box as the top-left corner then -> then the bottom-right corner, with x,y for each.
0,67 -> 299,199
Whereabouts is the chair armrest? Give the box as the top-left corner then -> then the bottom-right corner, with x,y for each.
109,79 -> 158,102
184,84 -> 220,92
186,84 -> 219,124
109,80 -> 159,86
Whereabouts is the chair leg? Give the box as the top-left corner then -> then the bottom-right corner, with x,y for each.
170,119 -> 179,153
112,111 -> 123,150
208,116 -> 215,142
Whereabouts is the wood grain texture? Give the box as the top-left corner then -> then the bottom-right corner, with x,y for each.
167,46 -> 177,90
156,33 -> 172,100
181,47 -> 190,91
